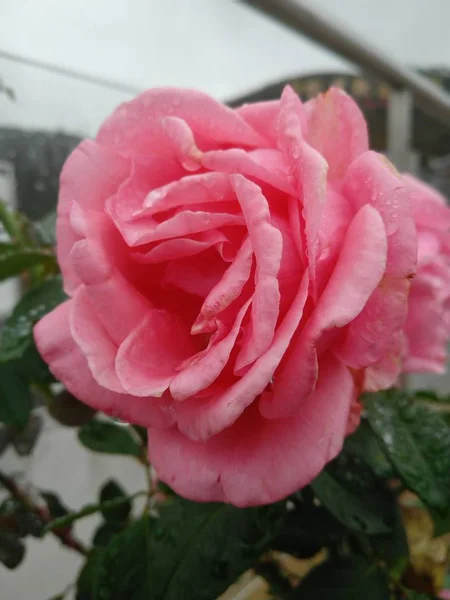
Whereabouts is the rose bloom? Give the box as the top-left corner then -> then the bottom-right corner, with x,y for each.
402,176 -> 450,374
35,86 -> 425,507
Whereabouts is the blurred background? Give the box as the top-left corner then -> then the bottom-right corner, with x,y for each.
0,1 -> 449,597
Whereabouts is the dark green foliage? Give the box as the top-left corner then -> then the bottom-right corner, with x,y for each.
0,275 -> 66,361
0,243 -> 56,282
94,499 -> 284,600
311,451 -> 393,535
0,361 -> 34,429
99,480 -> 131,524
78,420 -> 142,458
365,391 -> 450,511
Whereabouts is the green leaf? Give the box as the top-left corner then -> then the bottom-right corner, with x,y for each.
0,361 -> 34,429
0,242 -> 56,281
0,529 -> 26,569
365,391 -> 450,511
94,517 -> 151,600
294,555 -> 390,599
95,498 -> 285,600
0,276 -> 66,361
311,452 -> 392,535
344,419 -> 394,479
78,421 -> 142,458
76,549 -> 104,600
99,480 -> 131,524
92,522 -> 123,548
15,342 -> 56,385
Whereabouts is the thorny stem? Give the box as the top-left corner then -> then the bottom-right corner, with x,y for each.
0,470 -> 89,556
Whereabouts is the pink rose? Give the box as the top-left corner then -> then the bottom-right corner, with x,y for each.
34,87 -> 417,506
440,591 -> 450,600
402,175 -> 450,373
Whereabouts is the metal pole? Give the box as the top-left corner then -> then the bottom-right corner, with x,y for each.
240,0 -> 450,127
387,90 -> 415,172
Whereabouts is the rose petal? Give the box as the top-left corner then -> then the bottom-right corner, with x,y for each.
170,299 -> 252,401
364,331 -> 405,391
403,275 -> 449,374
261,204 -> 387,419
160,116 -> 203,171
404,174 -> 450,232
133,230 -> 228,264
335,152 -> 416,367
57,140 -> 129,295
175,271 -> 309,441
192,237 -> 253,334
163,250 -> 227,298
115,309 -> 197,397
70,238 -> 149,345
107,155 -> 183,224
97,87 -> 268,155
201,148 -> 294,194
70,286 -> 123,392
141,172 -> 234,215
236,100 -> 280,144
305,87 -> 368,181
34,301 -> 174,428
315,190 -> 353,296
111,206 -> 244,248
231,176 -> 282,370
149,353 -> 355,507
277,86 -> 328,297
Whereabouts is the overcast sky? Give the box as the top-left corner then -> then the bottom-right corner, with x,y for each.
0,0 -> 449,136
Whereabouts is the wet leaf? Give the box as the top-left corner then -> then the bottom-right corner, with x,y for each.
311,452 -> 393,535
344,419 -> 394,479
95,499 -> 284,600
365,391 -> 450,512
0,361 -> 34,429
0,275 -> 66,361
